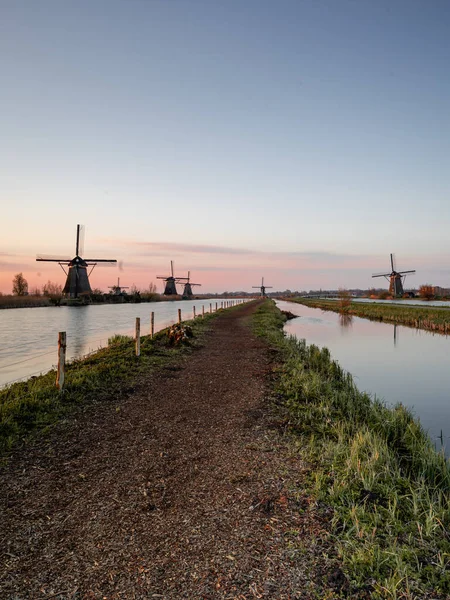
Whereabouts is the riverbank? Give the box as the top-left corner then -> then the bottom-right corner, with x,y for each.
288,297 -> 450,334
0,299 -> 343,599
0,302 -> 247,454
1,300 -> 449,598
253,301 -> 450,599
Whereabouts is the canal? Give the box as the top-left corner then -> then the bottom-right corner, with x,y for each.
0,299 -> 239,387
277,300 -> 450,454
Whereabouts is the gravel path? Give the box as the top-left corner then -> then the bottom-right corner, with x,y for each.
1,302 -> 342,599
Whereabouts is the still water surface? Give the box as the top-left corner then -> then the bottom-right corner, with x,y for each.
277,300 -> 450,453
0,299 -> 234,387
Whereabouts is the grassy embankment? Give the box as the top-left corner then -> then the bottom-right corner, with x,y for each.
288,297 -> 450,335
253,300 -> 450,599
0,304 -> 246,456
0,293 -> 163,309
0,295 -> 52,309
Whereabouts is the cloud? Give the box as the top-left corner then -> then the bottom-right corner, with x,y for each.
114,240 -> 258,256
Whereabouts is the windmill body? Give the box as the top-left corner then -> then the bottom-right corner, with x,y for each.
372,254 -> 415,297
252,277 -> 273,297
181,271 -> 201,299
36,225 -> 117,299
157,261 -> 188,296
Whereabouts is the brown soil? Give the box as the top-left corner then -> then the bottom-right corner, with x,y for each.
0,301 -> 343,599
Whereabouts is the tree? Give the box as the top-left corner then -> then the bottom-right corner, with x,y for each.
419,284 -> 434,301
12,273 -> 28,296
43,280 -> 62,297
338,288 -> 352,313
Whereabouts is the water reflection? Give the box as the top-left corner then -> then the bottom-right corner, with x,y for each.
71,306 -> 88,357
277,300 -> 450,455
339,313 -> 353,329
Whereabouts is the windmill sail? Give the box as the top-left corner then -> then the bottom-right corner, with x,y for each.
157,261 -> 188,295
36,225 -> 117,298
372,254 -> 416,297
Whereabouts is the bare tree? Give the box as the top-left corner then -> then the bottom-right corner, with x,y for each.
12,273 -> 28,296
419,284 -> 434,301
43,280 -> 63,297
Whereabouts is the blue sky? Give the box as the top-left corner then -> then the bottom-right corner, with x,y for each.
1,0 -> 449,292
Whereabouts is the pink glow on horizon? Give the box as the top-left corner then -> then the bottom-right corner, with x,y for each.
1,243 -> 446,295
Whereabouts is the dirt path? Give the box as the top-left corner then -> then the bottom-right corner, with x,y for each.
1,302 -> 339,599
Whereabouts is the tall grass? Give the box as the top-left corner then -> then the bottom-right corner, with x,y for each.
0,295 -> 51,309
253,300 -> 450,599
290,298 -> 450,335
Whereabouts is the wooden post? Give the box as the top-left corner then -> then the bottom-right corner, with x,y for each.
151,312 -> 154,338
135,317 -> 141,357
202,305 -> 205,316
215,302 -> 218,311
56,331 -> 66,390
193,306 -> 196,318
210,303 -> 212,313
178,308 -> 182,324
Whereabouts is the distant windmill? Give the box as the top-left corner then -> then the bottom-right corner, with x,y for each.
157,261 -> 188,295
108,277 -> 129,296
36,225 -> 117,298
372,254 -> 416,297
252,277 -> 273,297
182,271 -> 201,299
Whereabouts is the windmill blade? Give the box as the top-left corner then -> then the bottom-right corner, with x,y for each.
171,260 -> 174,277
36,254 -> 72,262
77,225 -> 85,257
187,271 -> 190,282
372,272 -> 391,278
398,270 -> 416,275
390,253 -> 395,272
262,277 -> 264,286
84,259 -> 117,264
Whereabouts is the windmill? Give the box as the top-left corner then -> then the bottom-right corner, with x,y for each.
157,261 -> 188,295
372,254 -> 416,297
36,225 -> 117,298
181,271 -> 201,299
252,277 -> 273,297
108,278 -> 129,296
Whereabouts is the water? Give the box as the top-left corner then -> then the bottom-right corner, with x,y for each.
277,300 -> 450,453
0,299 -> 239,387
315,297 -> 450,308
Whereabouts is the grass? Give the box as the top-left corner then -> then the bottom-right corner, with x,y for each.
253,300 -> 450,599
0,295 -> 51,309
0,309 -> 231,456
289,297 -> 450,335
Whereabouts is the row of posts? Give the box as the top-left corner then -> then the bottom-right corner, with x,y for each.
56,299 -> 243,389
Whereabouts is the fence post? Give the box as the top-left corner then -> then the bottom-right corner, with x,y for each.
215,302 -> 218,311
151,312 -> 154,338
193,306 -> 196,318
210,303 -> 212,313
135,317 -> 141,357
56,331 -> 66,390
178,308 -> 182,324
202,305 -> 205,316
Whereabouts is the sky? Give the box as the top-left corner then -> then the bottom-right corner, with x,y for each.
1,0 -> 450,294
